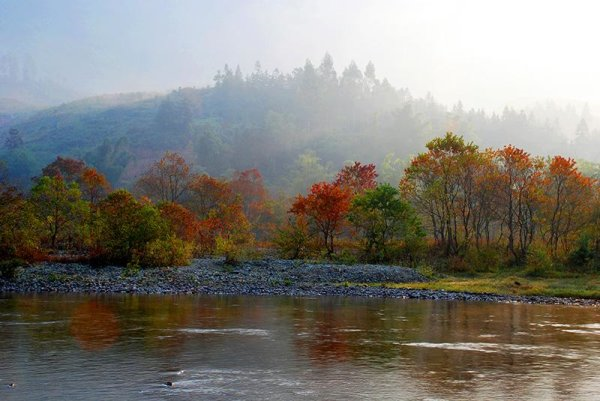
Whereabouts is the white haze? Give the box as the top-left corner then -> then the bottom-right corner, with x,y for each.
2,0 -> 600,113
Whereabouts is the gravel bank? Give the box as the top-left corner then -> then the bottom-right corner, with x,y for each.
1,258 -> 598,306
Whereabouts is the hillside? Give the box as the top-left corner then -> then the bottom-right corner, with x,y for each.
2,57 -> 600,190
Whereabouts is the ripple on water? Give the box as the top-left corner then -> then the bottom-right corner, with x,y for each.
0,320 -> 66,326
146,368 -> 306,398
176,328 -> 270,336
403,342 -> 575,357
562,329 -> 600,335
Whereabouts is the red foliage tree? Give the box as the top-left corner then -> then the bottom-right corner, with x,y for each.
41,157 -> 86,183
290,182 -> 352,257
230,168 -> 274,237
334,162 -> 378,195
183,174 -> 253,254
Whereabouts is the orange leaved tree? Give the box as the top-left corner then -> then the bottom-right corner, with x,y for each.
230,168 -> 274,238
542,156 -> 595,256
81,168 -> 111,204
290,182 -> 352,257
135,152 -> 191,203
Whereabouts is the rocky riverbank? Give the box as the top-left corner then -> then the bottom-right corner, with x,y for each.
1,258 -> 598,306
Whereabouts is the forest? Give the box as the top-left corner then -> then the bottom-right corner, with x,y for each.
0,132 -> 598,280
2,55 -> 600,192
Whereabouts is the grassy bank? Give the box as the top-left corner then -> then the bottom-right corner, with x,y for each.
360,271 -> 600,300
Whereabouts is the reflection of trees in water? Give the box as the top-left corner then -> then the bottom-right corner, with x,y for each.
289,298 -> 429,364
3,294 -> 600,399
287,298 -> 600,399
70,300 -> 120,351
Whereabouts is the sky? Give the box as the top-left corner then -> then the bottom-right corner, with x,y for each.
2,0 -> 600,111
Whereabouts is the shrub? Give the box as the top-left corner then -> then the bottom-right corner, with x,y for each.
446,255 -> 468,273
140,235 -> 193,267
525,246 -> 554,277
274,217 -> 310,259
0,259 -> 26,280
415,262 -> 435,279
464,246 -> 502,273
567,234 -> 594,271
215,233 -> 253,265
333,250 -> 358,265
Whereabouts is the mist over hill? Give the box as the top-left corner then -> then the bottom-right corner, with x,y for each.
1,56 -> 600,190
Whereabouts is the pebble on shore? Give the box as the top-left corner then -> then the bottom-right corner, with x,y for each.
0,258 -> 598,307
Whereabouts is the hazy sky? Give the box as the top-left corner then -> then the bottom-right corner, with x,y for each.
2,0 -> 600,111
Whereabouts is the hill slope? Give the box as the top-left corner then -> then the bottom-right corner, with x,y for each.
1,57 -> 598,189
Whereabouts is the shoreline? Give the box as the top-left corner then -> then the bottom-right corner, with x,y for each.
1,259 -> 599,307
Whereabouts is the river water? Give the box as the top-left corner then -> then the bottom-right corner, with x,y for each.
0,294 -> 599,400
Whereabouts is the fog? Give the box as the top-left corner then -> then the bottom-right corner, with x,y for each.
2,0 -> 600,111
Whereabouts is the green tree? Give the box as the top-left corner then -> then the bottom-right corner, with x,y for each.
29,176 -> 90,251
95,190 -> 168,264
0,183 -> 40,260
349,184 -> 424,262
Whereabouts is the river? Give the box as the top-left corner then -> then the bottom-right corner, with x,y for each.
0,294 -> 599,400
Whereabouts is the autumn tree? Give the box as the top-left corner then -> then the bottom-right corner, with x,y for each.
80,168 -> 111,204
136,152 -> 191,203
290,182 -> 351,257
41,156 -> 86,183
158,202 -> 200,243
184,174 -> 234,219
334,161 -> 378,195
40,157 -> 111,204
542,156 -> 594,256
495,145 -> 544,264
183,173 -> 253,255
214,201 -> 254,264
230,168 -> 274,237
402,133 -> 479,255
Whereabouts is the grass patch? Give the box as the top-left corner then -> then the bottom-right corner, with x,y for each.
356,272 -> 600,299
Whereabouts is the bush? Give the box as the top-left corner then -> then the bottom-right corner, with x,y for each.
525,246 -> 554,277
215,234 -> 253,265
464,246 -> 502,273
0,259 -> 26,280
140,235 -> 193,267
446,255 -> 469,273
567,234 -> 595,271
333,250 -> 358,265
274,217 -> 310,259
415,262 -> 435,279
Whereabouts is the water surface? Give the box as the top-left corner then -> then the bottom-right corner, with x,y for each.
1,294 -> 599,400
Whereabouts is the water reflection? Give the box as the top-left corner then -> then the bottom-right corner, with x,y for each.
0,294 -> 599,400
70,301 -> 120,351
